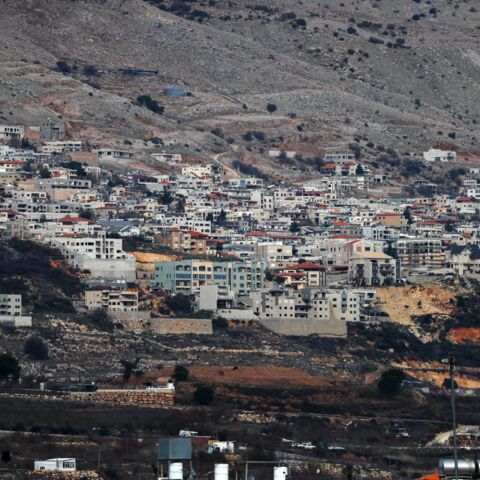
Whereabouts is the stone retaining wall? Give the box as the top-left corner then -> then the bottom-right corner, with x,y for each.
25,472 -> 100,480
150,318 -> 212,334
259,318 -> 347,337
71,388 -> 174,407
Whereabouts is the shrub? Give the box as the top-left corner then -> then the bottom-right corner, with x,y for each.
87,309 -> 114,332
291,18 -> 307,28
266,103 -> 277,113
377,368 -> 405,396
55,60 -> 71,74
137,95 -> 164,115
279,12 -> 296,21
0,354 -> 20,380
24,336 -> 49,361
165,294 -> 192,315
173,365 -> 189,381
83,64 -> 100,76
194,385 -> 214,405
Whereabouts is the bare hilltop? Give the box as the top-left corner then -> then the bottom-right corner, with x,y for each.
0,0 -> 479,164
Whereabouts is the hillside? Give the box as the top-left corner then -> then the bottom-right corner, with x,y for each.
0,0 -> 479,173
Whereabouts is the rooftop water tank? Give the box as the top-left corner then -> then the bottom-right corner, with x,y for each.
169,462 -> 183,480
164,86 -> 185,97
273,466 -> 288,480
214,463 -> 229,480
439,459 -> 479,476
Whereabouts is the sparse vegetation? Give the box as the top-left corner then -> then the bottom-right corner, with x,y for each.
24,337 -> 49,361
136,95 -> 164,115
173,365 -> 189,382
193,384 -> 214,405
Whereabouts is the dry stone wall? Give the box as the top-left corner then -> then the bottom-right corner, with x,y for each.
71,389 -> 174,407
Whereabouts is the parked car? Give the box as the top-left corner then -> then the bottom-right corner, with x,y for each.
328,444 -> 345,450
291,442 -> 316,450
179,430 -> 199,437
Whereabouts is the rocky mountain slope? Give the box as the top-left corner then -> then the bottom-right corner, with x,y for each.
0,0 -> 479,161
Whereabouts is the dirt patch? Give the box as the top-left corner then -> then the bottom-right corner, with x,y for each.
187,366 -> 344,388
397,361 -> 480,389
377,285 -> 456,325
447,327 -> 480,344
131,251 -> 179,263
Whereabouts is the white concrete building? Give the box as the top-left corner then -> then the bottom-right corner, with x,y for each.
34,458 -> 76,472
0,294 -> 32,326
41,141 -> 82,154
254,241 -> 293,269
0,125 -> 24,141
51,234 -> 136,281
423,148 -> 456,163
85,288 -> 139,312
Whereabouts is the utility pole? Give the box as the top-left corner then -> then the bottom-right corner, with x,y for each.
449,354 -> 458,480
97,447 -> 101,475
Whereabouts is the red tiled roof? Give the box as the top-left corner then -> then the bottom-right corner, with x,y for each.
284,262 -> 323,271
188,231 -> 208,238
58,216 -> 94,224
328,234 -> 363,240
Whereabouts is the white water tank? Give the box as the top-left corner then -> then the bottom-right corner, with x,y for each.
273,466 -> 288,480
169,462 -> 183,480
214,463 -> 229,480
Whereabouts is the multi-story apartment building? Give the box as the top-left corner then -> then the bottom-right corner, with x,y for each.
153,259 -> 265,295
395,238 -> 445,270
84,288 -> 138,312
423,148 -> 456,163
155,229 -> 209,256
0,294 -> 32,326
0,125 -> 24,141
51,233 -> 136,281
41,141 -> 82,154
448,244 -> 480,279
254,241 -> 293,269
278,262 -> 327,289
253,288 -> 375,323
348,251 -> 397,286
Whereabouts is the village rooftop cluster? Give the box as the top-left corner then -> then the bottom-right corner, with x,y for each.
0,122 -> 474,338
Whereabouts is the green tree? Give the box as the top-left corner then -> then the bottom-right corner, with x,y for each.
24,336 -> 49,361
83,64 -> 100,77
137,95 -> 164,115
120,357 -> 141,385
193,384 -> 214,405
160,190 -> 173,205
176,196 -> 186,213
290,222 -> 301,233
0,354 -> 20,380
266,103 -> 277,113
173,365 -> 189,382
442,378 -> 458,390
216,209 -> 227,226
403,206 -> 413,225
55,60 -> 72,74
78,209 -> 95,220
165,294 -> 192,315
377,368 -> 405,396
39,168 -> 51,178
